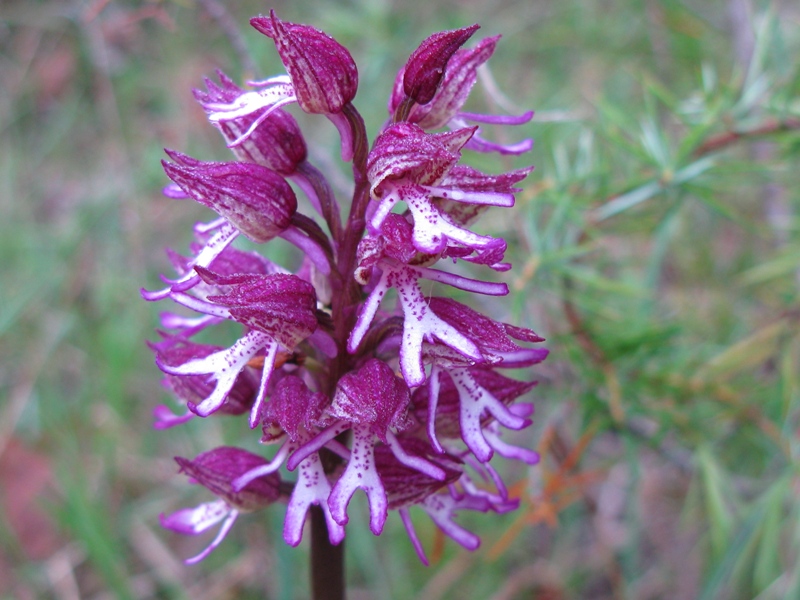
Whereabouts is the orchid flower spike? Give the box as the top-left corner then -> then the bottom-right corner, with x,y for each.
147,11 -> 546,569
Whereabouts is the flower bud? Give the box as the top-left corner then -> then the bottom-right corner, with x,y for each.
162,151 -> 297,243
401,24 -> 479,106
194,71 -> 308,174
251,10 -> 358,115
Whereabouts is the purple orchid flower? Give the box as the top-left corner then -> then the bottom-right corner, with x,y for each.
367,122 -> 520,256
195,72 -> 343,233
194,71 -> 308,175
348,215 -> 508,386
285,359 -> 448,535
156,268 -> 318,427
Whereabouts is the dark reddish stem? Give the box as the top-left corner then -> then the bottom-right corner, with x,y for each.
310,506 -> 345,600
328,103 -> 370,390
310,102 -> 370,600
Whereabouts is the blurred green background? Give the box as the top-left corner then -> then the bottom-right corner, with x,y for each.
1,0 -> 799,598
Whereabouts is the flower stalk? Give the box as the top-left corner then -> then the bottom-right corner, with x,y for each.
146,10 -> 545,598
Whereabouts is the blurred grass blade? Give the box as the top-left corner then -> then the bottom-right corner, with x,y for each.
593,156 -> 714,221
699,501 -> 767,600
694,321 -> 785,381
593,180 -> 663,221
754,478 -> 789,591
698,446 -> 735,559
738,245 -> 800,286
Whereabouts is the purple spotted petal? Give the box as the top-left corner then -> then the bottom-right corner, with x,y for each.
174,446 -> 281,511
198,269 -> 318,349
329,359 -> 411,440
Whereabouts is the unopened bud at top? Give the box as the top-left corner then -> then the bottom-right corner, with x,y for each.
251,10 -> 358,115
398,24 -> 479,111
390,35 -> 498,128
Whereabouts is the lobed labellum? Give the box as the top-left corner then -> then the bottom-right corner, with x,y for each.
413,366 -> 537,456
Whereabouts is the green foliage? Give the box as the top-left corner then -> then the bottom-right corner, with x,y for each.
0,0 -> 798,598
